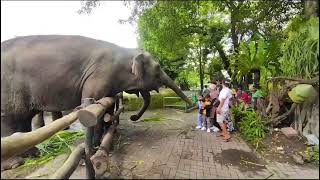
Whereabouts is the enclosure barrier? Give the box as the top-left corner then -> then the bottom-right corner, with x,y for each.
91,107 -> 124,177
1,95 -> 123,179
1,111 -> 79,161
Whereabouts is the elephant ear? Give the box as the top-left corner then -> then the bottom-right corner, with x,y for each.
131,53 -> 144,80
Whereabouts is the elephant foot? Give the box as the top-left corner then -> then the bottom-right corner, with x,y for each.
21,146 -> 41,158
1,156 -> 25,171
130,115 -> 140,121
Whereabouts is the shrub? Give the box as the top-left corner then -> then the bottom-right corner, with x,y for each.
237,108 -> 267,150
122,88 -> 179,111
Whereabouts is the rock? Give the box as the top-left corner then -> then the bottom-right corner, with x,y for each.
101,172 -> 112,179
304,134 -> 319,145
291,154 -> 304,165
281,127 -> 298,138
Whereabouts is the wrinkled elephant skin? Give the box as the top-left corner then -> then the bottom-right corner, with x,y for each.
1,35 -> 193,138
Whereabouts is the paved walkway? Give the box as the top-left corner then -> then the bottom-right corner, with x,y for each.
109,109 -> 319,179
4,108 -> 316,179
145,132 -> 318,179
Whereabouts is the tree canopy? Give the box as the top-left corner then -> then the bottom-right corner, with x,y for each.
79,0 -> 318,91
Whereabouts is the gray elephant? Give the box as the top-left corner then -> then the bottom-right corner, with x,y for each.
1,35 -> 193,138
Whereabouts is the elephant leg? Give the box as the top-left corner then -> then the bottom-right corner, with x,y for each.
51,111 -> 63,121
51,111 -> 69,130
32,111 -> 45,130
18,111 -> 41,157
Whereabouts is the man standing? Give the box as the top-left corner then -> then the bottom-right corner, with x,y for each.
216,78 -> 233,142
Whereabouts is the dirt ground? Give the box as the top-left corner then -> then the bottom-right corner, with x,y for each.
1,108 -> 318,179
259,130 -> 314,166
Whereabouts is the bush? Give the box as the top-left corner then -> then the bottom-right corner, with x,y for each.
232,105 -> 267,150
305,145 -> 319,165
123,88 -> 179,111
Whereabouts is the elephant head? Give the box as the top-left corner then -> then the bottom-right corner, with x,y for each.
122,51 -> 194,121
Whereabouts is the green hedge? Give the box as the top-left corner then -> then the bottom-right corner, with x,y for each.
122,88 -> 182,111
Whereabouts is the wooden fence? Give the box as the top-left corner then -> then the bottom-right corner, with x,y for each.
1,95 -> 123,179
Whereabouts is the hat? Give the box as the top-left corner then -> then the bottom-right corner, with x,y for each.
209,83 -> 216,90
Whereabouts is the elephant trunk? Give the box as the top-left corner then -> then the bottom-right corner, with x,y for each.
130,90 -> 150,121
160,70 -> 194,106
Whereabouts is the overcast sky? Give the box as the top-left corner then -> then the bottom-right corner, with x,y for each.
1,1 -> 138,48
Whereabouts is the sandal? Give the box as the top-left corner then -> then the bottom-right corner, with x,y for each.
216,133 -> 223,137
223,134 -> 231,142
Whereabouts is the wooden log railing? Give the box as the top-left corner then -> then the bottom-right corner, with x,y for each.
1,111 -> 79,161
1,95 -> 124,179
50,143 -> 85,179
90,107 -> 124,178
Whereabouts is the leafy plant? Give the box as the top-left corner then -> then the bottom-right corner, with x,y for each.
280,16 -> 319,79
304,145 -> 319,165
231,102 -> 246,129
23,130 -> 85,167
238,109 -> 267,150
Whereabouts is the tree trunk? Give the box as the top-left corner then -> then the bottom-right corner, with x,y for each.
199,46 -> 204,91
215,44 -> 232,76
253,69 -> 260,85
304,0 -> 319,18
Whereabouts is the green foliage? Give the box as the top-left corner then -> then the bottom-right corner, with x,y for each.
233,106 -> 267,150
23,130 -> 85,167
123,88 -> 179,111
142,116 -> 166,122
137,1 -> 196,78
280,16 -> 319,79
304,145 -> 319,165
176,70 -> 199,90
231,102 -> 246,129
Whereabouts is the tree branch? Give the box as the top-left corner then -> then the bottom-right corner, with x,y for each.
267,76 -> 319,84
266,103 -> 297,125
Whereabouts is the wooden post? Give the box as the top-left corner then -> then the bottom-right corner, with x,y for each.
90,126 -> 116,177
90,107 -> 124,177
50,143 -> 85,179
85,127 -> 95,179
78,97 -> 115,127
1,111 -> 78,161
81,98 -> 97,179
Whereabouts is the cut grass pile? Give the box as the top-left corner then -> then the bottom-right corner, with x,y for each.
22,130 -> 85,167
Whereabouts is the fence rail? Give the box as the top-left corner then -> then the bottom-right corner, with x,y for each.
1,94 -> 123,179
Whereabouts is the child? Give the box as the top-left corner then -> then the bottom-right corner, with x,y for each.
196,95 -> 204,129
201,94 -> 213,133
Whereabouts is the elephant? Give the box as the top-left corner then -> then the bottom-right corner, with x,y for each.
32,111 -> 64,129
1,34 -> 193,139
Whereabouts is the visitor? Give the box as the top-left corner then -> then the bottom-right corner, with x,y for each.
240,89 -> 251,109
216,78 -> 233,142
202,84 -> 210,97
201,94 -> 213,133
236,86 -> 243,100
252,84 -> 263,110
209,81 -> 220,132
196,95 -> 204,129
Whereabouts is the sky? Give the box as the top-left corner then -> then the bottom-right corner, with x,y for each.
1,1 -> 138,48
